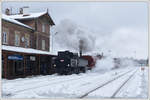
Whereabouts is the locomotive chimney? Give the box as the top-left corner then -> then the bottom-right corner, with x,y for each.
79,40 -> 83,57
79,49 -> 82,57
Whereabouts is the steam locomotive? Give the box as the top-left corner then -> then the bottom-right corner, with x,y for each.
52,51 -> 89,75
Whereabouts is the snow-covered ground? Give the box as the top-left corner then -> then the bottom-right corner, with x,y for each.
116,66 -> 149,98
2,66 -> 148,99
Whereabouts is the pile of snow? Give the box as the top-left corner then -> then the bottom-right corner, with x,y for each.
92,57 -> 115,73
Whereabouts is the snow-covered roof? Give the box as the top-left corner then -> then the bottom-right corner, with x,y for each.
2,45 -> 56,55
2,14 -> 33,30
8,11 -> 47,20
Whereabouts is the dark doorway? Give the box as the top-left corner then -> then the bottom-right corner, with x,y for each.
14,61 -> 24,76
25,55 -> 37,75
2,56 -> 5,78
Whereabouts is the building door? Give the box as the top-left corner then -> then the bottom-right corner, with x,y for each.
14,61 -> 24,76
2,56 -> 5,78
40,56 -> 49,75
25,56 -> 37,75
7,55 -> 24,77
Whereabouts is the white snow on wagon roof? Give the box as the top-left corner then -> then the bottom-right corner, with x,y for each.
8,11 -> 47,20
2,45 -> 56,55
2,14 -> 33,30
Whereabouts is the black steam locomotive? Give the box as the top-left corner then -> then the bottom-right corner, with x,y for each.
52,51 -> 88,75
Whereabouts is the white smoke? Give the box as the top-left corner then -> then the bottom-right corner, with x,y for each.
92,57 -> 115,73
51,19 -> 96,53
94,27 -> 148,59
119,58 -> 138,67
51,19 -> 147,59
91,57 -> 138,73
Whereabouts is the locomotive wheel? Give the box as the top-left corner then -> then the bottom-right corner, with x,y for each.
67,68 -> 72,75
80,67 -> 86,73
82,68 -> 86,73
68,70 -> 72,75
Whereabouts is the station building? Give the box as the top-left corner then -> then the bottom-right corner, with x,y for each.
2,8 -> 55,79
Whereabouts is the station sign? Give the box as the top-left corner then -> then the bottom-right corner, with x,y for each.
8,55 -> 23,60
30,56 -> 36,61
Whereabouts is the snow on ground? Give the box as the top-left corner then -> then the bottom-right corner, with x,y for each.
2,66 -> 148,99
86,68 -> 137,98
115,67 -> 149,98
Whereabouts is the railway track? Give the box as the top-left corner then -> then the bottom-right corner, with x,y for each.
5,68 -> 133,95
78,69 -> 137,98
3,67 -> 134,85
3,74 -> 86,89
111,70 -> 137,98
4,73 -> 98,96
3,68 -> 136,98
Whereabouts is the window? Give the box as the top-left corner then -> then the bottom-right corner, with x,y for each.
42,39 -> 45,50
42,23 -> 45,32
25,34 -> 30,47
15,31 -> 20,46
3,32 -> 7,44
2,28 -> 9,44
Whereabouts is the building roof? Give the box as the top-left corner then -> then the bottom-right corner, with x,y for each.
2,14 -> 33,30
8,11 -> 47,19
8,11 -> 55,25
2,45 -> 56,55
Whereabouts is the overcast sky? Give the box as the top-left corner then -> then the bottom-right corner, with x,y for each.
2,1 -> 148,59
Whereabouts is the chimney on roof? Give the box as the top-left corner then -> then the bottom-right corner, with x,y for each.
47,8 -> 49,13
5,8 -> 10,15
19,6 -> 30,16
19,8 -> 23,14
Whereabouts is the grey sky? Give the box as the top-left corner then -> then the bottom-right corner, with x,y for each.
2,1 -> 148,59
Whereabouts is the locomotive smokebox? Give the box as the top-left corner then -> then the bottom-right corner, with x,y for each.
79,40 -> 83,57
